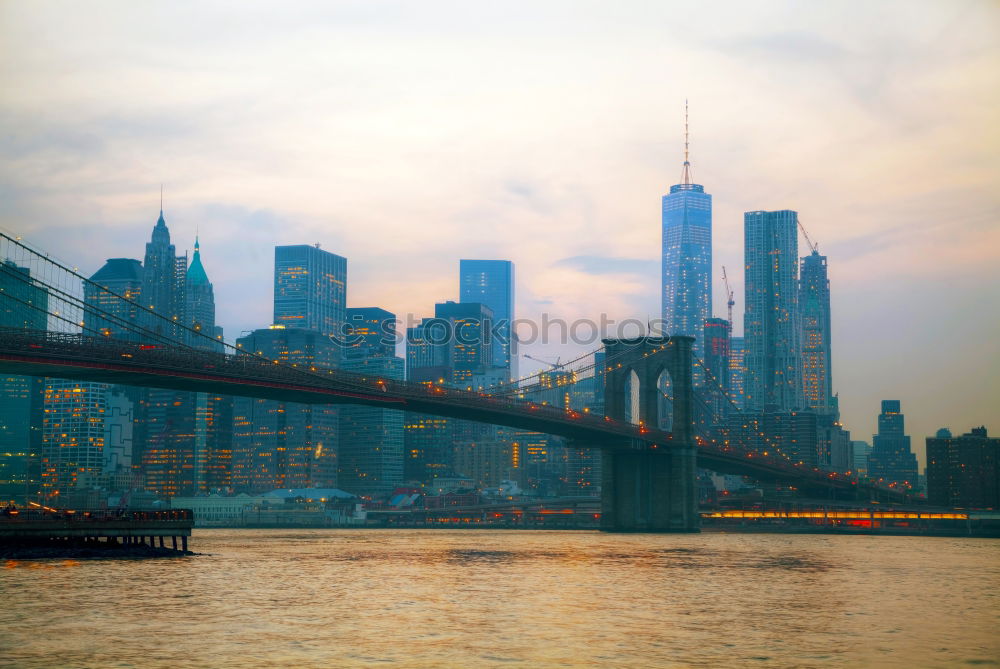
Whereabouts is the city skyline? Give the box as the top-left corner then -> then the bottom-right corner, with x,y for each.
1,1 -> 997,460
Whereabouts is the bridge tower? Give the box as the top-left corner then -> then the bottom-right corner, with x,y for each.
600,335 -> 698,532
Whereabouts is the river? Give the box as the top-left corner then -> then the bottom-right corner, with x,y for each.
2,530 -> 998,668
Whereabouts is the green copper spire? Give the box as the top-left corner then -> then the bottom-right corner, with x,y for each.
186,236 -> 210,285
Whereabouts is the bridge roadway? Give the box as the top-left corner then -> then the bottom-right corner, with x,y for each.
0,329 -> 889,498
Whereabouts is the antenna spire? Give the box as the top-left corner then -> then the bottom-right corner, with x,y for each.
681,99 -> 692,185
159,184 -> 163,214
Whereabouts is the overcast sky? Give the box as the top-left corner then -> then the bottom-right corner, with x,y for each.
1,0 -> 997,462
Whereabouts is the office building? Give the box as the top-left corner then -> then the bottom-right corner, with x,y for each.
338,310 -> 405,497
460,259 -> 515,377
926,427 -> 999,509
744,210 -> 800,411
141,208 -> 186,338
868,400 -> 918,487
231,327 -> 339,492
273,244 -> 346,337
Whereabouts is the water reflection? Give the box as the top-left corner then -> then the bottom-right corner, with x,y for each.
0,530 -> 997,668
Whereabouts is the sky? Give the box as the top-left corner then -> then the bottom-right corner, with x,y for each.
1,0 -> 998,463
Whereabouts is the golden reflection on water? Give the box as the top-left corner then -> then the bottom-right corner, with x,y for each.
0,530 -> 998,668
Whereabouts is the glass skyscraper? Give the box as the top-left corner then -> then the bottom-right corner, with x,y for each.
273,244 -> 346,337
799,250 -> 833,413
743,210 -> 800,411
661,116 -> 712,359
460,259 -> 515,378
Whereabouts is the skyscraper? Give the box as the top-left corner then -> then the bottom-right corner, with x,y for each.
460,259 -> 515,378
339,355 -> 405,497
744,210 -> 800,411
231,327 -> 339,492
185,237 -> 223,350
799,250 -> 833,413
273,245 -> 346,337
868,400 -> 918,487
661,103 -> 712,358
338,306 -> 405,497
141,208 -> 186,338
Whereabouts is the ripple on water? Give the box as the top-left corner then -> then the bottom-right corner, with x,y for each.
0,530 -> 996,668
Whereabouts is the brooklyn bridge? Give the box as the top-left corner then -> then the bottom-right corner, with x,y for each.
0,231 -> 911,532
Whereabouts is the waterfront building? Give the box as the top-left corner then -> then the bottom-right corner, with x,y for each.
402,414 -> 454,484
273,244 -> 346,337
0,262 -> 46,503
744,210 -> 800,411
40,381 -> 135,499
661,104 -> 712,359
452,438 -> 516,490
868,400 -> 918,487
460,259 -> 515,378
231,327 -> 339,492
338,353 -> 405,497
926,427 -> 999,509
799,250 -> 833,413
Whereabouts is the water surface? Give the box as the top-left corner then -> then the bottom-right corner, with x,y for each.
2,530 -> 998,667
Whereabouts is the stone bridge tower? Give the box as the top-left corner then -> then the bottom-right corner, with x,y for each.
600,335 -> 699,532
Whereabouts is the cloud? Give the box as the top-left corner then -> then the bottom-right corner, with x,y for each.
555,255 -> 658,276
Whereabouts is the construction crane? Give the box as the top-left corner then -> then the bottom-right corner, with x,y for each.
721,266 -> 735,326
523,353 -> 564,370
798,219 -> 819,254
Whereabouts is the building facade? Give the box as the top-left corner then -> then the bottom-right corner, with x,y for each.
273,244 -> 347,337
231,327 -> 340,492
868,400 -> 918,487
661,180 -> 712,358
460,259 -> 515,378
744,210 -> 800,411
799,250 -> 833,413
0,262 -> 46,504
926,427 -> 999,509
338,338 -> 405,497
728,336 -> 747,411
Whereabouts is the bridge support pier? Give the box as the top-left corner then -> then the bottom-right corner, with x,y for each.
599,336 -> 699,533
600,447 -> 698,532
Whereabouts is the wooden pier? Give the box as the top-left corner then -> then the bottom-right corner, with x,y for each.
0,508 -> 195,557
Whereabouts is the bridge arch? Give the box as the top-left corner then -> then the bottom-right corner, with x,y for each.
599,335 -> 698,532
